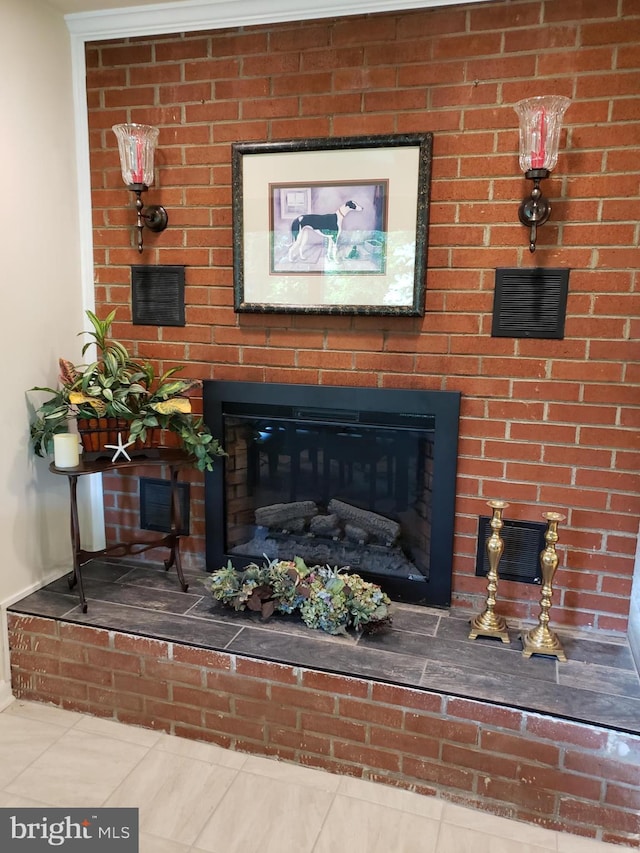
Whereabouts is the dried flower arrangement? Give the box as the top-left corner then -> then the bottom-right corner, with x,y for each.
208,557 -> 392,636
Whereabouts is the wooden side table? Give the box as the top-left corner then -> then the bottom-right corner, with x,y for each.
49,449 -> 193,613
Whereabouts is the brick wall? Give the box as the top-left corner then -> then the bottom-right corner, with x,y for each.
86,0 -> 640,634
8,613 -> 640,847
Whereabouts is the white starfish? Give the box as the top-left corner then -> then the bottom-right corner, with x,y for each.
104,432 -> 135,462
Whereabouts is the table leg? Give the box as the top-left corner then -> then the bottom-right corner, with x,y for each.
67,475 -> 88,613
164,465 -> 189,592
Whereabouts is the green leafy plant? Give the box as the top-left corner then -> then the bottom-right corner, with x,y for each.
208,556 -> 393,635
28,309 -> 225,472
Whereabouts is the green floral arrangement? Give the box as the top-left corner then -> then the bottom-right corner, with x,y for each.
208,556 -> 392,636
27,309 -> 225,472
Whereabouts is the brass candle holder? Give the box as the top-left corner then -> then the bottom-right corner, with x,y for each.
469,500 -> 510,643
521,511 -> 567,661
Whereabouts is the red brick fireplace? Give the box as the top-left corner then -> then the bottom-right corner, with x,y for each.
91,0 -> 639,637
9,3 -> 640,850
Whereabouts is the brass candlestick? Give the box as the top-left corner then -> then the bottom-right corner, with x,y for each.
522,511 -> 567,661
469,500 -> 510,643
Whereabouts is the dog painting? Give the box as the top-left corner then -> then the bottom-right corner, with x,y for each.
287,200 -> 364,263
233,133 -> 431,313
270,182 -> 386,275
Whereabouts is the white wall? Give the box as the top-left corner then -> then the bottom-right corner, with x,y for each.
0,0 -> 87,707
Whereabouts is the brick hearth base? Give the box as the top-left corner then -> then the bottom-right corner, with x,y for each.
7,614 -> 640,848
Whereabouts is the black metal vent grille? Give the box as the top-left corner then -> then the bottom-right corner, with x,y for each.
492,267 -> 569,339
475,516 -> 547,584
132,265 -> 185,327
139,477 -> 190,536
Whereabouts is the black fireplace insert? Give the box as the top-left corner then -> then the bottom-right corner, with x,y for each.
204,381 -> 460,606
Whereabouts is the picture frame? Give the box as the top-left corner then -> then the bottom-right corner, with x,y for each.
232,133 -> 432,316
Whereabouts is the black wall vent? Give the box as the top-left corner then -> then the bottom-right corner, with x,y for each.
475,516 -> 547,584
139,477 -> 190,536
132,265 -> 185,327
492,267 -> 569,339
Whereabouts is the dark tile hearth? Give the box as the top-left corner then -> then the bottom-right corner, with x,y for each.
9,559 -> 640,736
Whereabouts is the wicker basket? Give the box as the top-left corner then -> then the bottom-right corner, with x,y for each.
77,417 -> 162,460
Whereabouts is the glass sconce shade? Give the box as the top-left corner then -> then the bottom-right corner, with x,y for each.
514,95 -> 570,173
112,123 -> 160,188
111,122 -> 167,252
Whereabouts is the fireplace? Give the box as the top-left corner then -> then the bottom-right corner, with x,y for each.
203,381 -> 460,606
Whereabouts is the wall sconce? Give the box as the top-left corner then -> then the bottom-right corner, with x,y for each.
514,95 -> 570,253
112,123 -> 168,253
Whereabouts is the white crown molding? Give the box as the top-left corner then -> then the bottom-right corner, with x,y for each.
65,0 -> 489,41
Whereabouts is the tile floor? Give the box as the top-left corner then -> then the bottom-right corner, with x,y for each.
0,698 -> 626,853
8,558 -> 640,735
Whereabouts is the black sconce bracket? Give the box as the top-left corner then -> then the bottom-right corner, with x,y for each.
518,168 -> 550,253
129,183 -> 168,253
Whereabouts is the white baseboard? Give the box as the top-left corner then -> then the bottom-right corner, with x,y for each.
1,566 -> 71,692
0,681 -> 14,712
3,566 -> 71,611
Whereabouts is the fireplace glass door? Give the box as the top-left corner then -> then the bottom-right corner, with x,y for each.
204,382 -> 460,607
224,413 -> 433,587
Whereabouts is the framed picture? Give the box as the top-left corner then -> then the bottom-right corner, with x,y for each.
232,133 -> 432,316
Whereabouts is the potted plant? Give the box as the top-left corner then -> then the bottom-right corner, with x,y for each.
28,309 -> 225,472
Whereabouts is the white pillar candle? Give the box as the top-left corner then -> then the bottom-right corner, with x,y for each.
53,433 -> 80,468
